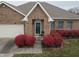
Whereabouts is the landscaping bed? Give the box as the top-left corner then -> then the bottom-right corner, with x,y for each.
13,39 -> 79,57
13,30 -> 79,57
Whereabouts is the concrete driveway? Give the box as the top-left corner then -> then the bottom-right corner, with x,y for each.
0,38 -> 14,57
0,38 -> 13,52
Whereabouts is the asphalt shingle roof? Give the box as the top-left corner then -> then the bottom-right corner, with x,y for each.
1,1 -> 79,19
17,2 -> 79,19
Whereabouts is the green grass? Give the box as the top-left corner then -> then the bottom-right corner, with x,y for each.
13,39 -> 79,57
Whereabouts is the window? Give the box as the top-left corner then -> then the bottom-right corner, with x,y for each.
58,20 -> 63,29
50,22 -> 55,30
67,20 -> 72,29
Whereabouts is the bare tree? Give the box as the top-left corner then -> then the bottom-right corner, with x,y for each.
69,7 -> 79,15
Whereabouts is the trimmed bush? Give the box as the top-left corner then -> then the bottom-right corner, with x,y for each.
15,34 -> 27,47
42,35 -> 55,47
25,35 -> 36,46
50,30 -> 79,38
42,32 -> 63,47
54,35 -> 63,47
15,34 -> 36,47
51,32 -> 63,47
74,30 -> 79,37
50,30 -> 65,37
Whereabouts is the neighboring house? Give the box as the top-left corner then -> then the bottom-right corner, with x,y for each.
0,1 -> 79,38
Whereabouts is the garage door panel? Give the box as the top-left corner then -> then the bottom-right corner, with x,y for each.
0,25 -> 24,38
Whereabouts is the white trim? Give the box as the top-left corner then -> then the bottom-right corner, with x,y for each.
22,2 -> 54,22
21,17 -> 28,21
34,20 -> 42,36
0,1 -> 25,16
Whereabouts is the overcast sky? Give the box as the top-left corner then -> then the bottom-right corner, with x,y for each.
6,1 -> 79,10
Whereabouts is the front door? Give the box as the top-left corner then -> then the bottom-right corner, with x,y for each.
34,20 -> 42,36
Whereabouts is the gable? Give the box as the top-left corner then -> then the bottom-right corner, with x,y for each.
0,2 -> 25,16
22,2 -> 53,22
28,4 -> 48,19
0,3 -> 24,24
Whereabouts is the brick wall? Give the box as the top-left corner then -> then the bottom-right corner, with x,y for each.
0,3 -> 24,24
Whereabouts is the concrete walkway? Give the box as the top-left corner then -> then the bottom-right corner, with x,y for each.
0,37 -> 42,57
10,40 -> 42,54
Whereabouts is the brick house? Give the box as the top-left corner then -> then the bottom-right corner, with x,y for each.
0,1 -> 79,38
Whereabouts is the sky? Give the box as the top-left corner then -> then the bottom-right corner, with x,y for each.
6,1 -> 79,10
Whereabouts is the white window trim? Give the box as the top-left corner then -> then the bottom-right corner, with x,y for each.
50,21 -> 55,31
22,2 -> 54,22
0,1 -> 25,16
58,20 -> 63,29
66,20 -> 72,30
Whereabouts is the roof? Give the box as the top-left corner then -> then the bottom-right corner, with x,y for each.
0,1 -> 79,19
17,2 -> 79,19
17,2 -> 36,16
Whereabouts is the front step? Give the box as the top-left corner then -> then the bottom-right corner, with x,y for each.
35,36 -> 43,41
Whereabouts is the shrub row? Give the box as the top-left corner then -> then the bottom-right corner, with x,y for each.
50,30 -> 79,38
15,30 -> 64,48
15,34 -> 36,47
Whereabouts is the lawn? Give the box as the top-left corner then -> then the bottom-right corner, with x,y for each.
13,39 -> 79,57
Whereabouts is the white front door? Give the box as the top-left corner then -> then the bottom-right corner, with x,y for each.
34,20 -> 42,36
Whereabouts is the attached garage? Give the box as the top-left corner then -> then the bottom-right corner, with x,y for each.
0,24 -> 24,38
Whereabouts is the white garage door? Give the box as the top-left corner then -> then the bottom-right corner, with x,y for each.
0,24 -> 24,38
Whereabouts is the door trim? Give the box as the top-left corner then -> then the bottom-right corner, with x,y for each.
34,20 -> 42,36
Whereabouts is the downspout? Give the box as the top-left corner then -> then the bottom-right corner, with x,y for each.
24,21 -> 26,34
